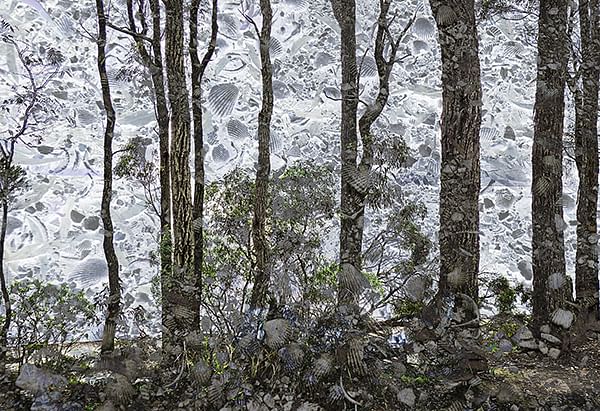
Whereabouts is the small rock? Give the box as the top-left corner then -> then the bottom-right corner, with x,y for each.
541,333 -> 561,345
499,339 -> 513,353
16,364 -> 67,396
518,339 -> 539,350
95,402 -> 116,411
510,405 -> 519,411
580,355 -> 589,367
512,326 -> 534,343
540,324 -> 551,334
263,393 -> 275,409
398,387 -> 416,407
538,341 -> 549,355
548,348 -> 561,359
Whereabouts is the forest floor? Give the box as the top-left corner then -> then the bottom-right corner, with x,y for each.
2,328 -> 600,410
480,334 -> 600,410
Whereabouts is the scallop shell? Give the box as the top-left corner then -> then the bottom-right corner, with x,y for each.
412,18 -> 435,40
359,55 -> 377,78
218,14 -> 240,39
227,119 -> 250,140
208,84 -> 239,117
263,318 -> 292,349
212,144 -> 230,163
551,308 -> 574,329
69,257 -> 108,288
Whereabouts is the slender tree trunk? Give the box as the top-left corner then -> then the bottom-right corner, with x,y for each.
163,0 -> 197,353
96,0 -> 121,355
354,0 -> 414,303
125,1 -> 172,287
190,0 -> 218,304
330,0 -> 369,305
575,0 -> 600,324
531,0 -> 571,333
249,0 -> 274,311
146,0 -> 174,343
429,0 -> 482,301
0,201 -> 10,371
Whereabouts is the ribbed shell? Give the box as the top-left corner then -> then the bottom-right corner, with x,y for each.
106,373 -> 135,406
227,119 -> 250,140
263,318 -> 292,350
208,84 -> 239,117
278,343 -> 305,371
551,308 -> 574,329
192,360 -> 212,386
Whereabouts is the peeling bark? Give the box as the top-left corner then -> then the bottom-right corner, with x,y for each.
96,0 -> 121,355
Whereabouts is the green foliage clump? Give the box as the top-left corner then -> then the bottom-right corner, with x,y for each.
489,276 -> 517,313
0,158 -> 28,204
202,161 -> 338,333
1,278 -> 99,365
400,374 -> 430,385
395,300 -> 424,317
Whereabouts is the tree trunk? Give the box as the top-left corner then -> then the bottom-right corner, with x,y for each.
429,0 -> 482,301
0,202 -> 10,371
531,0 -> 571,333
575,0 -> 600,324
147,0 -> 173,312
96,0 -> 121,355
163,0 -> 197,353
249,0 -> 274,311
190,0 -> 218,304
330,0 -> 370,305
125,0 -> 173,332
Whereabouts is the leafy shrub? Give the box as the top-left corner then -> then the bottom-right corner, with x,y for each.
489,276 -> 517,313
0,278 -> 99,365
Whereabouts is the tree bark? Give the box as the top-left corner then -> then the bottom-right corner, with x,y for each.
429,0 -> 482,301
0,202 -> 10,371
163,0 -> 197,353
190,0 -> 218,304
96,0 -> 121,355
575,0 -> 600,324
330,0 -> 369,305
531,0 -> 571,332
249,0 -> 274,311
125,0 -> 173,324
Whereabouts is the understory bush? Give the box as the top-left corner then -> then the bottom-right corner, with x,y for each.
0,278 -> 99,367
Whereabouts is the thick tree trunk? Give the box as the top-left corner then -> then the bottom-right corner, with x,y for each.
531,0 -> 571,333
575,0 -> 600,324
96,0 -> 121,355
249,0 -> 274,311
0,202 -> 10,371
163,0 -> 197,353
330,0 -> 369,305
190,0 -> 218,303
429,0 -> 482,300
